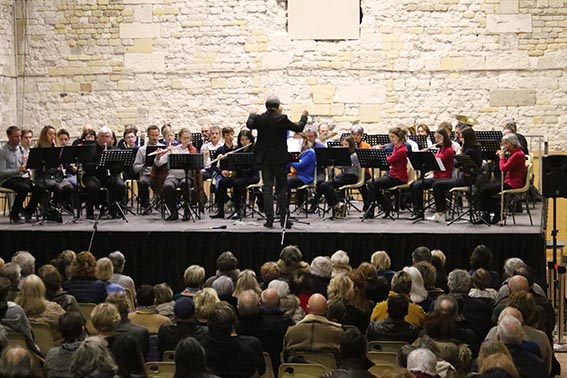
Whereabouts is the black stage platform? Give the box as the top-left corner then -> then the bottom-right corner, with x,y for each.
0,202 -> 546,292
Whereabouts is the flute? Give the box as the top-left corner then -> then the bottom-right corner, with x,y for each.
210,143 -> 251,165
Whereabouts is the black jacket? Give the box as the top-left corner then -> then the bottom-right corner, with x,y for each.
366,318 -> 419,343
157,321 -> 207,359
201,334 -> 265,378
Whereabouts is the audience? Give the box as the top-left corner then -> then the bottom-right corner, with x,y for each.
38,264 -> 82,316
154,283 -> 175,319
0,346 -> 34,378
367,294 -> 419,343
322,328 -> 374,378
11,251 -> 36,288
203,251 -> 240,287
108,251 -> 136,298
407,348 -> 440,378
69,336 -> 118,378
96,257 -> 124,295
309,256 -> 332,297
277,245 -> 309,280
109,335 -> 147,378
62,251 -> 107,304
44,312 -> 85,378
174,337 -> 216,378
175,265 -> 205,299
128,285 -> 171,333
331,250 -> 352,277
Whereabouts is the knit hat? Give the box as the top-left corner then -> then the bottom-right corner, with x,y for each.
174,298 -> 195,320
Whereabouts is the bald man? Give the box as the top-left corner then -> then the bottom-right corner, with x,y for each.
0,347 -> 33,377
282,293 -> 344,362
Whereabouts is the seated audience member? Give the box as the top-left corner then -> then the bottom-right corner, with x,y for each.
51,249 -> 76,282
411,246 -> 432,265
326,300 -> 347,325
158,297 -> 207,359
407,348 -> 440,378
95,257 -> 124,295
106,291 -> 149,360
154,283 -> 175,320
357,262 -> 390,304
200,302 -> 265,378
277,245 -> 309,281
11,251 -> 36,287
108,251 -> 136,299
38,264 -> 82,315
236,289 -> 293,373
203,251 -> 241,288
309,256 -> 332,298
431,250 -> 449,292
15,274 -> 66,343
193,287 -> 220,326
175,265 -> 205,300
403,266 -> 431,312
447,269 -> 492,340
479,357 -> 520,378
497,316 -> 547,378
268,279 -> 305,323
128,285 -> 171,334
109,335 -> 146,378
259,261 -> 280,290
331,250 -> 352,277
233,270 -> 262,298
414,261 -> 444,302
468,245 -> 501,290
283,293 -> 344,362
91,302 -> 120,339
62,251 -> 107,304
367,294 -> 419,343
69,336 -> 118,378
471,340 -> 517,377
0,277 -> 38,354
371,270 -> 426,328
469,269 -> 498,301
433,294 -> 480,357
175,337 -> 218,378
0,347 -> 34,378
0,263 -> 22,301
371,250 -> 395,285
322,328 -> 374,378
211,276 -> 237,308
497,258 -> 546,302
44,312 -> 85,378
327,274 -> 367,333
289,269 -> 313,313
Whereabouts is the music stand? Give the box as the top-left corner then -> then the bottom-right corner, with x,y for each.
407,151 -> 445,222
168,153 -> 204,222
27,148 -> 63,223
447,154 -> 485,226
476,130 -> 502,141
479,139 -> 501,162
145,146 -> 160,166
191,133 -> 203,151
96,149 -> 136,222
409,135 -> 429,150
366,134 -> 389,147
326,141 -> 342,148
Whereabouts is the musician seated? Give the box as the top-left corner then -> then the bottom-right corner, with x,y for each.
408,128 -> 455,220
210,130 -> 258,219
119,127 -> 139,181
287,133 -> 316,209
314,136 -> 360,217
501,119 -> 529,155
304,127 -> 326,149
0,126 -> 41,223
82,127 -> 127,219
133,125 -> 163,214
155,127 -> 197,221
475,133 -> 526,225
209,127 -> 236,217
200,125 -> 224,181
365,127 -> 408,219
159,125 -> 178,147
33,126 -> 75,211
72,124 -> 96,146
350,126 -> 371,210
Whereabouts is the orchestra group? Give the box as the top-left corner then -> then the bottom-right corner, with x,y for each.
0,96 -> 529,228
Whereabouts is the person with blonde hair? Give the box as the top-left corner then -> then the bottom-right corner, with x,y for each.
328,274 -> 367,332
15,274 -> 66,343
91,302 -> 120,337
476,340 -> 514,372
233,269 -> 262,298
176,265 -> 205,299
95,257 -> 124,295
331,250 -> 352,277
154,283 -> 175,319
479,353 -> 519,378
193,287 -> 220,325
403,266 -> 431,311
371,250 -> 395,285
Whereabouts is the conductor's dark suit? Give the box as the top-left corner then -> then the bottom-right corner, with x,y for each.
247,109 -> 307,222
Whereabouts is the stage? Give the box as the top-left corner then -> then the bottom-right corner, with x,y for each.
0,201 -> 546,292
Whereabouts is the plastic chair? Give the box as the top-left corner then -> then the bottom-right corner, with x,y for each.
261,352 -> 275,378
499,162 -> 533,225
387,168 -> 416,219
78,303 -> 97,335
367,340 -> 408,354
278,363 -> 327,378
292,167 -> 317,218
243,172 -> 263,219
337,167 -> 366,215
367,351 -> 398,367
29,321 -> 55,356
294,351 -> 337,370
144,361 -> 175,378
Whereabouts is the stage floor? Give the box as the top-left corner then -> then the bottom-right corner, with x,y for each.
0,201 -> 546,291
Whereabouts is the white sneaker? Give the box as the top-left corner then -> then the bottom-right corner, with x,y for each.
427,212 -> 445,223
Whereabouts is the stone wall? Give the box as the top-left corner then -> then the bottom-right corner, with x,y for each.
12,0 -> 567,150
0,0 -> 15,127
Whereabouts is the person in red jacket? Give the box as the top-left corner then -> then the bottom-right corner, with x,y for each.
476,133 -> 526,224
365,127 -> 408,219
408,128 -> 455,220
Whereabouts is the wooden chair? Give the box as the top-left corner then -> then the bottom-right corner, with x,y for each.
367,351 -> 398,367
29,321 -> 55,356
294,351 -> 337,370
278,363 -> 327,378
261,352 -> 275,378
367,340 -> 408,354
368,364 -> 395,376
78,303 -> 97,335
0,186 -> 15,216
162,350 -> 175,362
144,361 -> 175,378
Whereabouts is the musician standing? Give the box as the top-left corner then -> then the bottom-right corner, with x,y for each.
247,96 -> 308,228
133,125 -> 162,215
82,127 -> 126,219
0,126 -> 41,223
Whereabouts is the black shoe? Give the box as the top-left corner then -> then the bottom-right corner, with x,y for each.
9,212 -> 23,224
408,212 -> 424,221
23,210 -> 34,223
473,212 -> 491,225
166,212 -> 179,221
263,219 -> 273,228
491,213 -> 501,224
307,203 -> 318,214
229,212 -> 241,220
382,211 -> 391,219
210,210 -> 225,219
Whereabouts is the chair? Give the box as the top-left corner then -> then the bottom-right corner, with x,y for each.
278,363 -> 327,378
294,351 -> 337,370
367,351 -> 398,367
0,186 -> 15,216
292,167 -> 317,218
162,350 -> 175,362
7,331 -> 45,378
387,168 -> 416,219
124,179 -> 139,212
499,162 -> 533,225
368,364 -> 395,375
78,303 -> 97,335
368,340 -> 408,354
144,361 -> 175,378
261,352 -> 275,378
243,172 -> 263,219
337,167 -> 366,215
29,321 -> 55,356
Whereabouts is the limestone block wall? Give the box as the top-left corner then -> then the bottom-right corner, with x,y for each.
13,0 -> 567,150
0,0 -> 15,127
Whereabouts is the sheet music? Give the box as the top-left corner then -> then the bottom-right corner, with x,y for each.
287,138 -> 302,153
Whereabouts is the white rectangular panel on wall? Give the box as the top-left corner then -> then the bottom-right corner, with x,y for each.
288,0 -> 360,40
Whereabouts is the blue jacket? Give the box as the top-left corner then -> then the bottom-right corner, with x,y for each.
290,148 -> 316,185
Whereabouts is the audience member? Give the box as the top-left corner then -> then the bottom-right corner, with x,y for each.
327,300 -> 347,324
468,245 -> 501,290
203,251 -> 241,287
108,251 -> 136,298
268,279 -> 305,322
431,250 -> 448,292
174,337 -> 217,378
371,250 -> 395,285
109,335 -> 147,378
175,265 -> 205,299
44,312 -> 85,378
331,250 -> 352,277
259,261 -> 280,290
0,263 -> 22,301
277,245 -> 309,280
62,251 -> 107,304
128,285 -> 171,333
309,256 -> 332,297
469,269 -> 498,301
411,246 -> 432,265
11,251 -> 35,287
154,283 -> 175,319
69,336 -> 118,378
233,270 -> 262,297
433,294 -> 480,357
0,346 -> 34,378
357,262 -> 389,304
414,261 -> 444,302
322,328 -> 374,378
407,348 -> 440,378
0,277 -> 38,354
327,274 -> 367,332
193,287 -> 220,325
288,270 -> 313,313
38,264 -> 82,316
403,266 -> 431,312
367,294 -> 419,343
91,302 -> 121,338
211,276 -> 237,308
96,257 -> 124,295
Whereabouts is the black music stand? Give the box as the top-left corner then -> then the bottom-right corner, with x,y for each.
326,141 -> 342,148
356,149 -> 389,221
476,130 -> 502,141
76,144 -> 96,219
27,147 -> 63,224
480,139 -> 501,162
366,134 -> 390,147
407,151 -> 444,222
447,154 -> 486,226
168,153 -> 204,222
409,135 -> 429,150
144,145 -> 159,166
96,149 -> 136,222
191,133 -> 203,151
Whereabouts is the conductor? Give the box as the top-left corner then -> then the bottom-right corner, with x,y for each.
247,96 -> 308,228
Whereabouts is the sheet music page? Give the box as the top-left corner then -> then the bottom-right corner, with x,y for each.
287,138 -> 302,153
